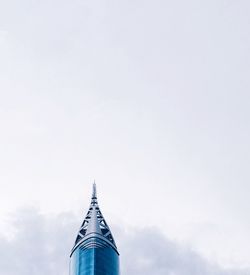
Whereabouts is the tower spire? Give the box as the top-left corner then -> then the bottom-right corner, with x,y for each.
71,183 -> 118,256
70,182 -> 120,275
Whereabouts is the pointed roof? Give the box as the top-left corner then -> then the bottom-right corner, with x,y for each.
71,183 -> 118,254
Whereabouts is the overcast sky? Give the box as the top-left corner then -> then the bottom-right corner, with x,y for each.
0,0 -> 250,273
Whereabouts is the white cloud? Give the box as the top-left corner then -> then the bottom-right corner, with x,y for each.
0,209 -> 248,275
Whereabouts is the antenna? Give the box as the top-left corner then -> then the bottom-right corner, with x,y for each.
92,181 -> 97,199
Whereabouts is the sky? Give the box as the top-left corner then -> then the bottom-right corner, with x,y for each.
0,0 -> 250,274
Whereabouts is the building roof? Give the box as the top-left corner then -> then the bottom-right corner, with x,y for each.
71,183 -> 118,254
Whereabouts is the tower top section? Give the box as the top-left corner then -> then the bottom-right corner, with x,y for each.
71,183 -> 118,255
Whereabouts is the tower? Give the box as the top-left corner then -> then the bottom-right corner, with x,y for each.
70,183 -> 120,275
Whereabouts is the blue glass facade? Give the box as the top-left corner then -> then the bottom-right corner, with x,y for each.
70,237 -> 119,275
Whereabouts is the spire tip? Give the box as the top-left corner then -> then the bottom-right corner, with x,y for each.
92,181 -> 97,199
